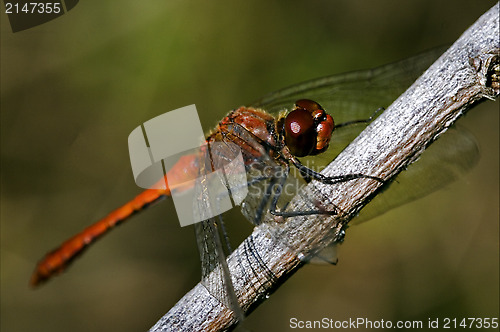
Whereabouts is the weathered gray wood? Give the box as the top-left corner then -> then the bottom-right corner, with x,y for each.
150,3 -> 499,331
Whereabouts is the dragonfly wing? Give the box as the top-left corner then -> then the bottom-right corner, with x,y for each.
191,144 -> 245,320
194,218 -> 244,320
251,47 -> 445,124
306,243 -> 338,265
352,125 -> 479,224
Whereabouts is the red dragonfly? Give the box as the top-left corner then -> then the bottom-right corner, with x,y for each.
31,48 -> 477,294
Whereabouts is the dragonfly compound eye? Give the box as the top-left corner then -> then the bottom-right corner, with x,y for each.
294,99 -> 322,111
284,108 -> 317,157
284,99 -> 335,157
313,112 -> 334,154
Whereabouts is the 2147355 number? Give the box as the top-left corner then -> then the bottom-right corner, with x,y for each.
5,2 -> 62,14
443,318 -> 499,329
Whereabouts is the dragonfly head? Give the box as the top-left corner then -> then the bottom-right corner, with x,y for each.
281,99 -> 335,157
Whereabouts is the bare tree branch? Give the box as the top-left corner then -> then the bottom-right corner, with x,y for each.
150,3 -> 499,331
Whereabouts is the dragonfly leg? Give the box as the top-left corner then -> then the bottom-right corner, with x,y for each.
268,165 -> 340,218
253,175 -> 279,224
291,157 -> 385,185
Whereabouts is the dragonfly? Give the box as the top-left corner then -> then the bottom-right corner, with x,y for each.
30,48 -> 479,319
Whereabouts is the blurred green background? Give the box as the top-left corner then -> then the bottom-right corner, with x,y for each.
1,1 -> 498,331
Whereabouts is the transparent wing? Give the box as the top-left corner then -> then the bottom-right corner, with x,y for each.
251,47 -> 445,124
353,126 -> 479,224
192,144 -> 245,320
193,132 -> 287,318
194,218 -> 244,319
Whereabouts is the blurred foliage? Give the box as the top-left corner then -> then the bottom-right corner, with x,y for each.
1,1 -> 498,331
